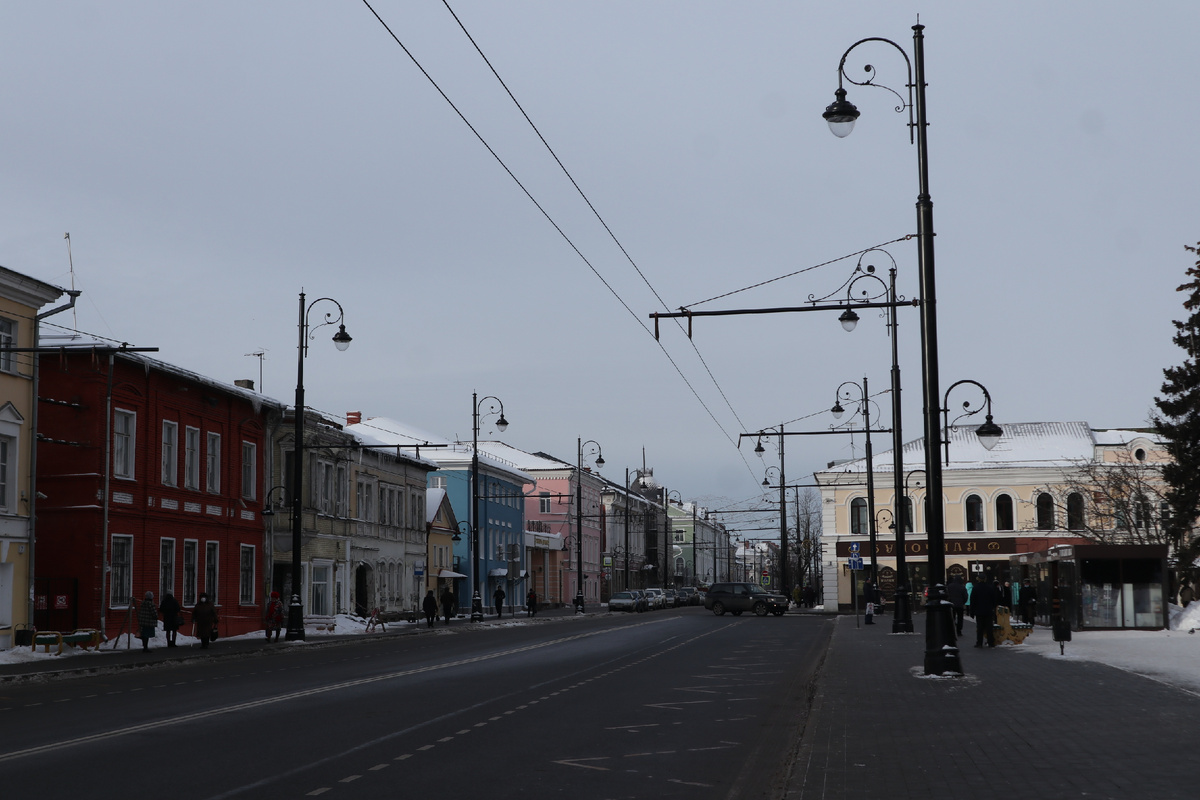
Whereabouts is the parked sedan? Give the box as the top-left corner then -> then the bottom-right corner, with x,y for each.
663,589 -> 679,608
644,588 -> 666,610
629,590 -> 649,612
608,591 -> 637,613
677,586 -> 701,606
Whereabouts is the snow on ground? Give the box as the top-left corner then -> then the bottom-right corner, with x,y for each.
5,605 -> 1200,695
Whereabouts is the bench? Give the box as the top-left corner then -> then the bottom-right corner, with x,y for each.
992,607 -> 1032,645
30,629 -> 102,655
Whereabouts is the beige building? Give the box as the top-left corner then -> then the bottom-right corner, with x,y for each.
0,267 -> 68,649
815,422 -> 1165,613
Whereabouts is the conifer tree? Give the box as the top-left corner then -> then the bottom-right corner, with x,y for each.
1153,241 -> 1200,567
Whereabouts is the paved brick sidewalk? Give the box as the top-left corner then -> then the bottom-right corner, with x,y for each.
783,613 -> 1199,799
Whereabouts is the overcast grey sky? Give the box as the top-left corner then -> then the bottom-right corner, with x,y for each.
2,1 -> 1195,528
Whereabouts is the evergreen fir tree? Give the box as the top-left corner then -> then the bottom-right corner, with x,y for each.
1153,241 -> 1200,567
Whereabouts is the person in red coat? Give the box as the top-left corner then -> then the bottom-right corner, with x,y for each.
264,591 -> 284,642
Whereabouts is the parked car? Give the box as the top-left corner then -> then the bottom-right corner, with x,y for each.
703,582 -> 790,617
677,586 -> 700,606
644,588 -> 666,610
629,590 -> 649,612
608,591 -> 637,613
663,589 -> 679,608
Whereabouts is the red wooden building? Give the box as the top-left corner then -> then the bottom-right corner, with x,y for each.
34,342 -> 282,640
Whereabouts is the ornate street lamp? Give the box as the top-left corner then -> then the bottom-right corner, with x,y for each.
942,379 -> 1004,464
575,438 -> 604,612
831,378 -> 880,587
288,292 -> 352,641
471,393 -> 508,621
825,23 -> 957,674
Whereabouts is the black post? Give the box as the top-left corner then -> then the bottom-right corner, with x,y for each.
470,393 -> 484,621
575,438 -> 585,612
287,292 -> 307,641
889,266 -> 913,632
778,425 -> 788,597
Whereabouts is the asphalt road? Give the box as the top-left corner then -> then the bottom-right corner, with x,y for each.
0,608 -> 833,800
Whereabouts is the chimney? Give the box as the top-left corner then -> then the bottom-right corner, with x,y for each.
234,379 -> 255,391
346,411 -> 362,426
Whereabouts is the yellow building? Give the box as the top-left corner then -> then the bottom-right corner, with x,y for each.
815,422 -> 1166,613
0,267 -> 68,650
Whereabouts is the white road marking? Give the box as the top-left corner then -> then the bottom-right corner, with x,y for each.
554,757 -> 610,771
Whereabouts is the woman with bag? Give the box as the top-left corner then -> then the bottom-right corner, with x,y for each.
193,593 -> 219,649
137,591 -> 159,651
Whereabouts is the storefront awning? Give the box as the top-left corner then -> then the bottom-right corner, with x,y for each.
438,569 -> 468,578
489,568 -> 508,577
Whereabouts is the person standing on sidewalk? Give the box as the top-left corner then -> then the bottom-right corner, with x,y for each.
526,589 -> 537,617
440,587 -> 454,624
137,591 -> 158,652
863,580 -> 879,624
422,590 -> 438,628
947,575 -> 968,637
264,591 -> 284,642
193,593 -> 219,649
1018,579 -> 1038,625
159,591 -> 182,648
973,578 -> 1000,648
493,586 -> 506,617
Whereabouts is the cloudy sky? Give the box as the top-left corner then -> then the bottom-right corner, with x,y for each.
2,2 -> 1196,532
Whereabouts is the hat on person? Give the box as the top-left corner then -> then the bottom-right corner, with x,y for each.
270,590 -> 280,599
145,591 -> 154,599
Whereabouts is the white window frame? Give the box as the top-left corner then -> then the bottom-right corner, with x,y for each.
0,317 -> 14,373
430,475 -> 446,490
206,432 -> 221,494
336,465 -> 348,517
205,541 -> 219,604
316,460 -> 334,514
159,538 -> 175,600
184,426 -> 200,490
114,409 -> 136,480
110,534 -> 133,607
311,562 -> 332,615
161,421 -> 178,486
239,545 -> 255,605
241,441 -> 256,500
0,436 -> 11,514
182,540 -> 198,606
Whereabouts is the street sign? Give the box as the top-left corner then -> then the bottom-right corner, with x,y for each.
848,556 -> 864,571
849,542 -> 860,553
760,575 -> 771,587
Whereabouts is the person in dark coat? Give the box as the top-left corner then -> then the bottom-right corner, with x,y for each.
264,591 -> 284,642
493,586 -> 506,617
526,589 -> 537,617
1018,579 -> 1038,625
422,590 -> 438,628
159,591 -> 182,648
192,593 -> 219,649
137,591 -> 158,652
946,576 -> 968,637
439,588 -> 454,625
973,578 -> 1000,648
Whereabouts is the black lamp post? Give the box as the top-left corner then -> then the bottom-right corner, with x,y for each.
664,488 -> 681,591
288,292 -> 352,641
753,428 -> 788,597
576,438 -> 604,612
825,23 -> 958,674
471,393 -> 508,621
942,379 -> 1004,464
831,378 -> 879,586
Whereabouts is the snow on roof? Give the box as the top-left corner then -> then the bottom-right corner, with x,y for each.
475,441 -> 572,473
819,421 -> 1108,476
344,416 -> 532,483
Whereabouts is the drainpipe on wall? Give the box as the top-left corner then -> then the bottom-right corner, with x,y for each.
27,289 -> 79,631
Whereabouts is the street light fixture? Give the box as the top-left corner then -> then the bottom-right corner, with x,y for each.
471,393 -> 508,621
752,427 -> 789,598
942,379 -> 1004,463
576,438 -> 604,612
287,291 -> 352,641
831,378 -> 879,587
825,23 -> 957,674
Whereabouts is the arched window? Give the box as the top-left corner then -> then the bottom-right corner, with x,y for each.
1036,493 -> 1055,531
995,495 -> 1014,531
1067,493 -> 1085,531
850,498 -> 868,535
965,494 -> 984,532
902,496 -> 915,533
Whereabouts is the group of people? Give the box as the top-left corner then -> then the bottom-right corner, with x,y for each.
419,586 -> 540,627
135,590 -> 220,651
792,584 -> 818,609
945,574 -> 1037,648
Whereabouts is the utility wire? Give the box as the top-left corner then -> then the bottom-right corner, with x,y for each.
362,0 -> 757,482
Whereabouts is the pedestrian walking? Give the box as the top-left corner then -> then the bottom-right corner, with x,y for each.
1179,580 -> 1193,608
192,593 -> 219,649
1018,579 -> 1038,625
965,576 -> 975,619
159,591 -> 182,648
493,586 -> 506,617
137,591 -> 158,652
863,580 -> 880,625
526,589 -> 537,617
440,588 -> 454,624
803,584 -> 817,609
422,590 -> 438,628
946,575 -> 968,637
264,591 -> 284,642
972,578 -> 1001,648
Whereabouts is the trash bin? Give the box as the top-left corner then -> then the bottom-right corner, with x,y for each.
13,624 -> 33,647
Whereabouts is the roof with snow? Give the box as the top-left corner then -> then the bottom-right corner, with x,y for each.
344,416 -> 532,483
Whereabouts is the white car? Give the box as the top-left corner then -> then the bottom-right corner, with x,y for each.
644,588 -> 666,610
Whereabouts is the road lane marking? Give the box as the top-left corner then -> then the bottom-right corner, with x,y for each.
554,757 -> 610,771
338,775 -> 360,783
368,764 -> 388,771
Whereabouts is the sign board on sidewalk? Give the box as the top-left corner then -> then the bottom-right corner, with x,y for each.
848,556 -> 863,571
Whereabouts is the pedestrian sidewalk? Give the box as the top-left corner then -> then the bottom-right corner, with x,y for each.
783,613 -> 1200,799
0,604 -> 592,683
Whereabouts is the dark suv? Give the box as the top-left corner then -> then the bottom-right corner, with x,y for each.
704,582 -> 789,617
